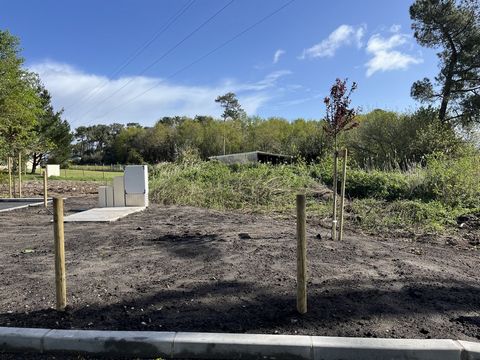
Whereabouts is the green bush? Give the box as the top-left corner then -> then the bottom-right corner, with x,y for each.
419,151 -> 480,207
311,159 -> 413,200
345,170 -> 411,200
351,198 -> 465,232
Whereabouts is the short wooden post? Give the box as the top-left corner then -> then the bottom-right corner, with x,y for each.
8,157 -> 12,198
53,198 -> 67,311
18,153 -> 22,198
331,151 -> 338,240
43,170 -> 48,207
338,149 -> 348,241
296,194 -> 307,314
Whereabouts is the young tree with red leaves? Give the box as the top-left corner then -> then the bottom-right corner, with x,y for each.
323,78 -> 358,240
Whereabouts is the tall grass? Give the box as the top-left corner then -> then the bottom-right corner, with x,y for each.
149,150 -> 480,233
150,161 -> 322,212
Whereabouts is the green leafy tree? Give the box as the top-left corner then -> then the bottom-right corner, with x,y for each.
215,92 -> 245,155
410,0 -> 480,125
0,30 -> 42,158
30,86 -> 73,172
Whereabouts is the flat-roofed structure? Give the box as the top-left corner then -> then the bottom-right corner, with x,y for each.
209,151 -> 292,165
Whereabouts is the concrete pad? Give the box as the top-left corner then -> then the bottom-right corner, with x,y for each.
63,207 -> 145,223
173,332 -> 313,360
43,329 -> 174,358
0,327 -> 50,353
459,341 -> 480,359
312,337 -> 463,360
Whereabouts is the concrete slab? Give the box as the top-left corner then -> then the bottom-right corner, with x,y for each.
63,207 -> 145,223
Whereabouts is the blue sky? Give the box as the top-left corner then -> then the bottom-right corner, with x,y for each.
1,0 -> 438,127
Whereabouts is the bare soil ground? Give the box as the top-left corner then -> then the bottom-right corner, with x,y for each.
0,184 -> 479,346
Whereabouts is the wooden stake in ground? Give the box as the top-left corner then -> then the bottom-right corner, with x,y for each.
43,170 -> 48,208
18,153 -> 22,198
296,194 -> 307,314
8,157 -> 12,198
338,149 -> 348,241
53,197 -> 67,311
331,151 -> 338,240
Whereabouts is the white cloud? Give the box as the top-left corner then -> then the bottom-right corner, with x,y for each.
365,33 -> 423,77
300,24 -> 366,59
29,61 -> 292,127
273,49 -> 285,64
389,24 -> 401,33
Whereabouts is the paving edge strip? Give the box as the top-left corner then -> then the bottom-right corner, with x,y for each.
0,327 -> 479,359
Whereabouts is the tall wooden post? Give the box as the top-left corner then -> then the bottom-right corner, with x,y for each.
296,194 -> 307,314
43,170 -> 48,208
331,151 -> 338,240
53,198 -> 67,311
8,157 -> 12,198
18,153 -> 22,198
338,149 -> 348,241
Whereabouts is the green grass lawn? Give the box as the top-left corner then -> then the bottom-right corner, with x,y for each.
49,168 -> 123,181
1,168 -> 123,182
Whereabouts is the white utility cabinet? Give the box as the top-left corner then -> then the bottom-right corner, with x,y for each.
124,165 -> 149,207
46,164 -> 60,177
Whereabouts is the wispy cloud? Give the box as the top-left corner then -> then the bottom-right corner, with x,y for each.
29,61 -> 292,127
389,24 -> 401,33
365,33 -> 422,77
300,24 -> 366,59
273,49 -> 285,64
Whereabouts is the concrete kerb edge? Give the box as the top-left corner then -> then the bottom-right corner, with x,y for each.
1,327 -> 479,359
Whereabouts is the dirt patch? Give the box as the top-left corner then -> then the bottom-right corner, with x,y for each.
0,195 -> 479,341
0,180 -> 103,198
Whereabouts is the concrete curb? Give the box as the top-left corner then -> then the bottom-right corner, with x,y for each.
0,327 -> 479,359
0,199 -> 52,213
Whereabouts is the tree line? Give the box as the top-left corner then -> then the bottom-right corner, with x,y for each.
71,106 -> 465,171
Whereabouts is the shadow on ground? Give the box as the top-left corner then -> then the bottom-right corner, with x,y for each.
1,279 -> 479,339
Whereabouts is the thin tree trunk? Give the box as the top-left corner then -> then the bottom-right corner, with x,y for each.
439,31 -> 458,122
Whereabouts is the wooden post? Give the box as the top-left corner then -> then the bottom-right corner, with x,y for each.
331,151 -> 338,240
338,149 -> 348,241
8,157 -> 12,198
53,198 -> 67,311
18,153 -> 22,198
296,194 -> 307,314
43,170 -> 48,208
